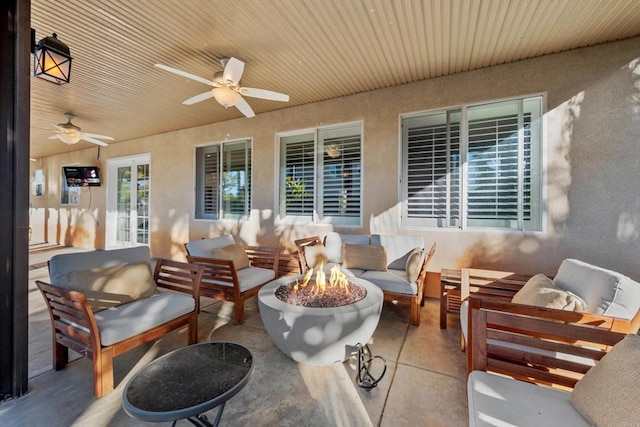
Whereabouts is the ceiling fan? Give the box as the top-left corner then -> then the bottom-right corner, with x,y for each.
155,57 -> 289,118
48,113 -> 114,146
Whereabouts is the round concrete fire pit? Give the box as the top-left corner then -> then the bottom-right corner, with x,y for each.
258,275 -> 383,366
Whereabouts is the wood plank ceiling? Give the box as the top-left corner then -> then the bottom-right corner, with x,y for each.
30,0 -> 640,158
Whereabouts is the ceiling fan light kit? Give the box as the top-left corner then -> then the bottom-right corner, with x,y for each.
49,113 -> 114,147
31,30 -> 72,85
212,87 -> 242,107
155,57 -> 289,118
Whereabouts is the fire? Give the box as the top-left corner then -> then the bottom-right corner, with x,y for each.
293,264 -> 351,297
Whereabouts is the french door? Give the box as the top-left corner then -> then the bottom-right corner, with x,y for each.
106,154 -> 151,248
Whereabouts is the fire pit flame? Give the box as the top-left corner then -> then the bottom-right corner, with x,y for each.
293,264 -> 351,297
276,265 -> 365,308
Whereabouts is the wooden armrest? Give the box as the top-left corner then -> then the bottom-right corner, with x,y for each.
460,267 -> 531,301
467,296 -> 629,389
294,236 -> 322,273
154,259 -> 204,301
417,243 -> 437,284
245,245 -> 280,273
36,280 -> 100,356
187,255 -> 238,285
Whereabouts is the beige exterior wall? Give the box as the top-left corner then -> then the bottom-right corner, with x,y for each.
30,37 -> 640,280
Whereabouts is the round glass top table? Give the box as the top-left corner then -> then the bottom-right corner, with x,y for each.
122,342 -> 253,427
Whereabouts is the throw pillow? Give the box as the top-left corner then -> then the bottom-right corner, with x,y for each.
342,244 -> 387,271
213,243 -> 250,270
511,273 -> 587,311
66,262 -> 157,312
405,247 -> 425,283
571,334 -> 640,426
303,244 -> 328,269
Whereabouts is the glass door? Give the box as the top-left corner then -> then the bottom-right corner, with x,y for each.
106,154 -> 150,248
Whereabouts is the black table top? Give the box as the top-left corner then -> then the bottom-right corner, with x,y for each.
122,342 -> 253,422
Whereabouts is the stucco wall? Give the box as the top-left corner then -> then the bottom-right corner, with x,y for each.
30,36 -> 640,280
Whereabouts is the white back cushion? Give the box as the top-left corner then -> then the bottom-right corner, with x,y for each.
49,246 -> 151,289
185,235 -> 236,258
553,259 -> 640,319
323,232 -> 370,263
370,234 -> 424,269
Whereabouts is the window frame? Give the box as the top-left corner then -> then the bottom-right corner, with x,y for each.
400,93 -> 546,232
194,138 -> 253,221
276,121 -> 363,227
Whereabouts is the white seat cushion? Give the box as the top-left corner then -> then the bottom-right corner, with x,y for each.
94,292 -> 195,346
236,267 -> 276,291
468,370 -> 589,427
553,259 -> 640,319
359,270 -> 417,295
202,266 -> 275,292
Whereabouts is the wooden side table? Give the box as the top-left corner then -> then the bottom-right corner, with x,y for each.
440,268 -> 532,329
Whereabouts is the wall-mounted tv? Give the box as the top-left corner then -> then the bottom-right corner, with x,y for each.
63,166 -> 101,187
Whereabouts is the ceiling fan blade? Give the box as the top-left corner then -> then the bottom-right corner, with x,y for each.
48,134 -> 60,140
81,136 -> 109,146
238,87 -> 289,102
82,132 -> 114,140
234,98 -> 255,118
223,57 -> 245,85
154,64 -> 214,87
183,91 -> 215,105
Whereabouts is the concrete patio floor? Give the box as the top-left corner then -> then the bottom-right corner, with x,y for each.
0,244 -> 468,426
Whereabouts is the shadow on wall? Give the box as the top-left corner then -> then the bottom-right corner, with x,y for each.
461,55 -> 640,278
366,52 -> 640,279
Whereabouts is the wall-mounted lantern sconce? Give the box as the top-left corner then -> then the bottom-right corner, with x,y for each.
31,29 -> 72,85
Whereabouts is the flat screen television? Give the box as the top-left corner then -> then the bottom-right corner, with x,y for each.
63,166 -> 101,187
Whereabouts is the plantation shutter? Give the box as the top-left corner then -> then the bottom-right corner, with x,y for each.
466,100 -> 532,229
319,124 -> 361,226
222,140 -> 251,219
280,134 -> 315,218
196,145 -> 220,219
402,112 -> 460,227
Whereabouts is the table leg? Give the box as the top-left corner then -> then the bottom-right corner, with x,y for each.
186,402 -> 226,427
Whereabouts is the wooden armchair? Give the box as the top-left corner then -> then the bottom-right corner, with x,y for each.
451,263 -> 640,351
37,258 -> 203,397
185,236 -> 280,324
467,296 -> 629,388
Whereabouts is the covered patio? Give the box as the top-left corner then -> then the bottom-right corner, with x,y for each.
2,0 -> 640,425
0,244 -> 467,426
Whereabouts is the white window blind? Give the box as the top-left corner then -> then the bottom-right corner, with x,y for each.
280,134 -> 315,219
222,141 -> 251,219
278,123 -> 362,226
195,140 -> 251,220
319,125 -> 361,225
401,96 -> 542,231
403,111 -> 460,228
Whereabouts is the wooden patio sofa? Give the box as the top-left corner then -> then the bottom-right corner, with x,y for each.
37,247 -> 204,397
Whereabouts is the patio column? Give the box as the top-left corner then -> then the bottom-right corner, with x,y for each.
0,0 -> 30,400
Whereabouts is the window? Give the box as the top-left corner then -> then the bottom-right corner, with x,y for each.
401,96 -> 543,231
279,123 -> 362,226
34,169 -> 44,196
60,167 -> 79,205
195,139 -> 252,220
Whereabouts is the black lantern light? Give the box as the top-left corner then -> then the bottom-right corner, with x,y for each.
31,29 -> 72,85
